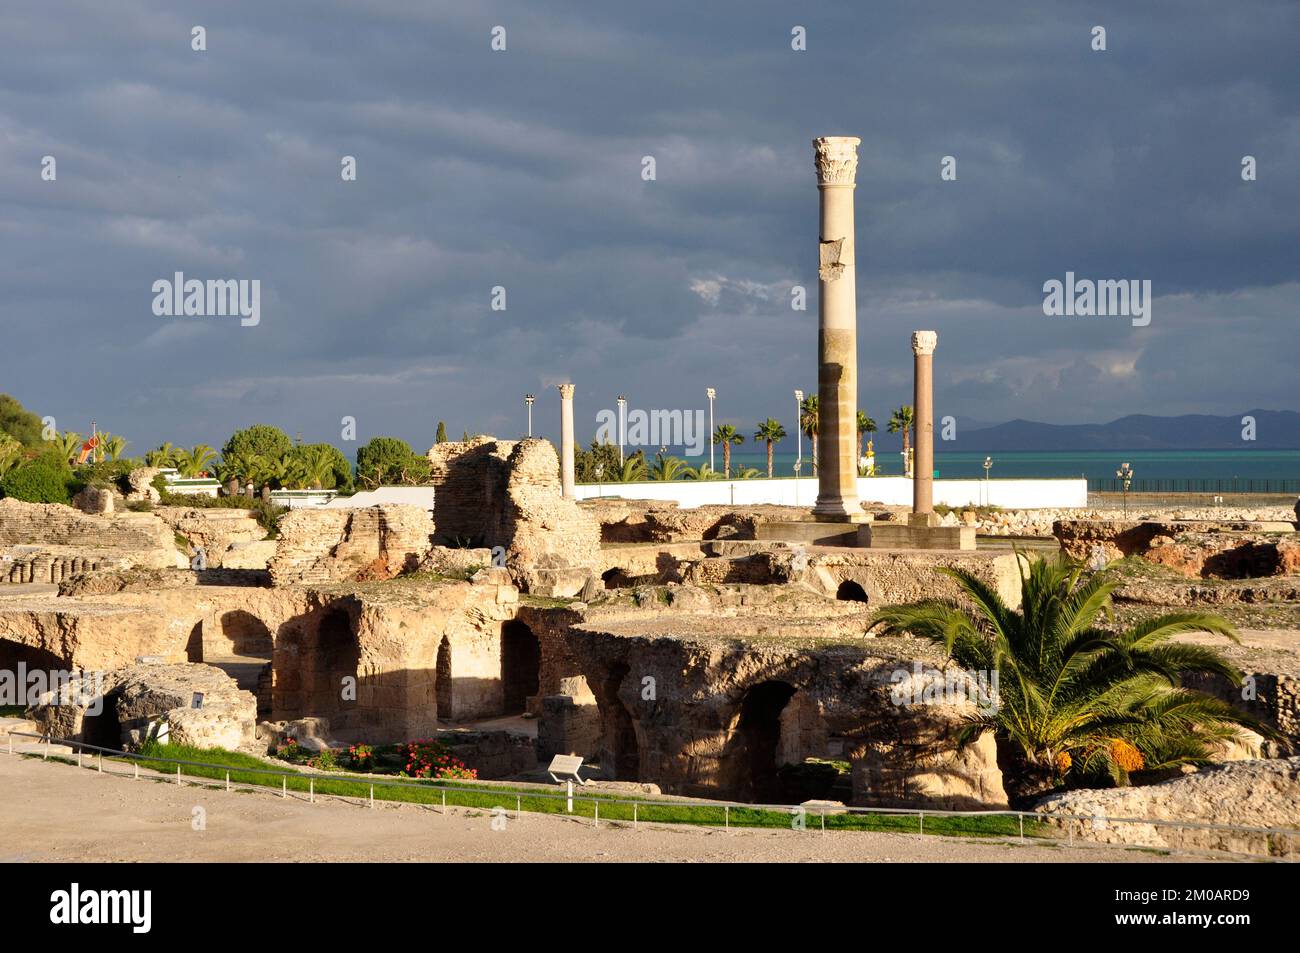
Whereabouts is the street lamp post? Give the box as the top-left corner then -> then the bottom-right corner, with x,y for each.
524,394 -> 535,438
616,395 -> 627,466
1116,462 -> 1134,517
706,388 -> 716,473
793,389 -> 804,505
595,464 -> 603,498
982,455 -> 992,507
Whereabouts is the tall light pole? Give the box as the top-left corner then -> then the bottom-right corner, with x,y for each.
616,395 -> 627,465
1116,461 -> 1134,517
705,388 -> 716,472
793,390 -> 804,504
524,394 -> 535,438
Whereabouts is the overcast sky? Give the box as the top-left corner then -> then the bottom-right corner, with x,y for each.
2,1 -> 1297,457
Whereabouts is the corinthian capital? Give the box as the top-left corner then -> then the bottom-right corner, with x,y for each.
813,136 -> 861,186
911,330 -> 938,355
557,383 -> 575,399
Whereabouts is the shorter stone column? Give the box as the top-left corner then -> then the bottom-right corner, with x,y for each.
911,331 -> 938,524
558,383 -> 576,499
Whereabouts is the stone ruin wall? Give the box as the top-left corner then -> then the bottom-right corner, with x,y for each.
563,623 -> 1007,808
431,438 -> 600,595
268,504 -> 434,586
0,498 -> 183,583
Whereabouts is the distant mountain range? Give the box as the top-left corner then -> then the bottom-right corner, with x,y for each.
947,410 -> 1300,452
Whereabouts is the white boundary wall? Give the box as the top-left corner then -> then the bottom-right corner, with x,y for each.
574,476 -> 1087,509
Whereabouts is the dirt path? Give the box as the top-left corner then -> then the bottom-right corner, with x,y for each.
0,753 -> 1203,863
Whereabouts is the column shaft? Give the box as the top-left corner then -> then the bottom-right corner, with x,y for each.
558,383 -> 576,499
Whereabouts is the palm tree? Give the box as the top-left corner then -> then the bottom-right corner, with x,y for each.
145,443 -> 180,468
52,431 -> 83,465
215,453 -> 255,496
753,418 -> 786,478
712,424 -> 744,478
649,453 -> 689,481
95,432 -> 127,461
613,454 -> 646,483
856,410 -> 877,463
683,463 -> 722,480
798,396 -> 819,475
888,405 -> 914,474
868,555 -> 1268,806
174,444 -> 217,478
288,445 -> 335,489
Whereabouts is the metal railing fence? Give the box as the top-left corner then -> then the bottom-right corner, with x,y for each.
7,730 -> 1297,861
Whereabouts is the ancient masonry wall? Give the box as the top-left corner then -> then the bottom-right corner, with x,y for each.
268,504 -> 434,586
431,438 -> 600,594
0,499 -> 181,582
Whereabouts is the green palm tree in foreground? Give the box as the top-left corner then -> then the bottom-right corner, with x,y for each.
712,424 -> 744,478
868,555 -> 1267,806
753,418 -> 786,478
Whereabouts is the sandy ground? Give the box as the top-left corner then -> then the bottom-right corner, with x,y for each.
0,752 -> 1208,863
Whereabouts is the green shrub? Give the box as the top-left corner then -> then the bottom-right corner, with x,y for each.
0,461 -> 71,503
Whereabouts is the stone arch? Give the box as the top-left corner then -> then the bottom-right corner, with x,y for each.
436,635 -> 453,721
500,620 -> 540,715
601,663 -> 640,781
207,610 -> 274,718
308,607 -> 361,726
0,639 -> 66,677
733,680 -> 798,803
836,579 -> 868,602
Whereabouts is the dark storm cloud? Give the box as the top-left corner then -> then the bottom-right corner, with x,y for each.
0,0 -> 1296,456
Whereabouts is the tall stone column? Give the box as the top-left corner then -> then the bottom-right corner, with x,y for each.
812,136 -> 865,522
911,331 -> 937,523
558,383 -> 576,499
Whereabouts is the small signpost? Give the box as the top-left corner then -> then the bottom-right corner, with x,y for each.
190,692 -> 205,710
547,754 -> 585,813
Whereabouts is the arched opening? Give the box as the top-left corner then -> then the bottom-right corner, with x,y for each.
836,579 -> 869,603
602,567 -> 632,589
735,680 -> 797,803
0,639 -> 65,681
80,693 -> 122,751
436,635 -> 453,721
602,663 -> 640,781
210,610 -> 275,718
311,608 -> 360,724
500,620 -> 540,715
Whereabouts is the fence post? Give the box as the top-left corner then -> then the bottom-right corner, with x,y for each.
7,731 -> 11,755
225,771 -> 230,792
282,777 -> 287,799
134,761 -> 139,781
310,778 -> 314,803
821,811 -> 826,836
442,789 -> 446,816
725,805 -> 729,830
98,751 -> 103,773
566,779 -> 573,813
369,784 -> 374,808
918,811 -> 923,838
516,794 -> 521,821
77,746 -> 82,768
176,765 -> 182,786
45,736 -> 49,760
594,800 -> 599,828
1019,813 -> 1024,842
633,802 -> 638,830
